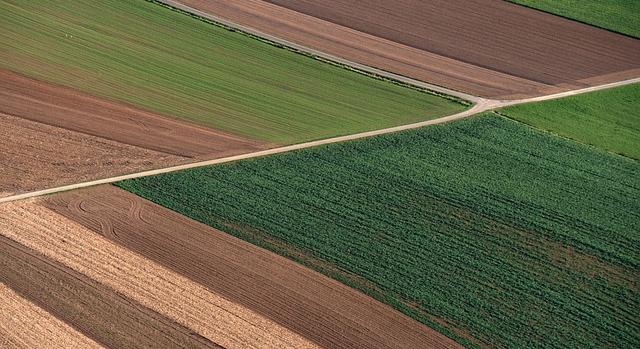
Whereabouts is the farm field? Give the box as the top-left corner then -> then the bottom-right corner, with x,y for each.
500,83 -> 640,159
510,0 -> 640,38
118,114 -> 640,348
172,0 -> 640,98
0,113 -> 185,198
0,68 -> 273,196
0,0 -> 465,145
0,69 -> 269,158
0,186 -> 460,349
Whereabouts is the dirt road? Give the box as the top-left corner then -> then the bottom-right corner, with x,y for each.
0,69 -> 271,196
2,76 -> 638,205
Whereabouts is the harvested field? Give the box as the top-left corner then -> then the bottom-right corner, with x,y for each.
0,235 -> 222,349
0,186 -> 461,349
173,0 -> 640,98
0,113 -> 184,197
118,115 -> 640,348
0,284 -> 103,349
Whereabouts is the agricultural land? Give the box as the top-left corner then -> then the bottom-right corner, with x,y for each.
1,0 -> 639,348
500,83 -> 640,159
510,0 -> 640,38
0,186 -> 461,349
170,0 -> 640,98
0,0 -> 463,196
117,114 -> 640,349
0,0 -> 464,144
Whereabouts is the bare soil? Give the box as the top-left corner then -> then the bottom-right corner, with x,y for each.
41,185 -> 463,349
0,284 -> 104,349
0,235 -> 222,349
0,69 -> 271,196
0,113 -> 185,197
0,200 -> 319,349
0,69 -> 270,157
174,0 -> 640,99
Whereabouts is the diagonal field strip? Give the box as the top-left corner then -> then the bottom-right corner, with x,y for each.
155,0 -> 485,104
1,0 -> 639,204
1,76 -> 638,205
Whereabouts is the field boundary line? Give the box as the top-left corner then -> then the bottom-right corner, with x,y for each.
0,104 -> 485,204
152,0 -> 482,105
3,0 -> 640,205
3,75 -> 639,204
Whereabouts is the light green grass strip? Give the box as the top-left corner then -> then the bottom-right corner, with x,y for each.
510,0 -> 640,38
0,0 -> 464,144
499,83 -> 640,160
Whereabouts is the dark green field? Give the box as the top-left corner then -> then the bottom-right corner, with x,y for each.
500,83 -> 640,159
0,0 -> 464,144
117,114 -> 640,348
510,0 -> 640,38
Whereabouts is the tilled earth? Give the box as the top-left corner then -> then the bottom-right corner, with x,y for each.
174,0 -> 640,98
0,185 -> 462,349
0,69 -> 271,196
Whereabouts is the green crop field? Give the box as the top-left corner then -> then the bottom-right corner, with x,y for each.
117,114 -> 640,348
0,0 -> 464,144
499,83 -> 640,159
510,0 -> 640,38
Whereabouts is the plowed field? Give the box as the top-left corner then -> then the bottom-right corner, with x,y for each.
0,69 -> 270,158
0,69 -> 269,196
0,186 -> 461,349
0,114 -> 184,198
174,0 -> 640,98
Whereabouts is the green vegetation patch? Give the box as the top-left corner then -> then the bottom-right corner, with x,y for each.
500,83 -> 640,159
117,114 -> 640,349
0,0 -> 464,144
510,0 -> 640,38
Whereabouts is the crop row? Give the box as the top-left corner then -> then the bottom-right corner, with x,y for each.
118,114 -> 640,348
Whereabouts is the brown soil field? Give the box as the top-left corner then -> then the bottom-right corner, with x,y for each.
0,235 -> 223,349
0,283 -> 104,349
0,69 -> 270,196
0,69 -> 269,157
0,199 -> 319,349
0,113 -> 185,197
0,185 -> 464,349
173,0 -> 640,99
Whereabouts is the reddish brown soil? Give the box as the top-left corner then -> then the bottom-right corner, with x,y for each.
43,185 -> 463,349
0,69 -> 271,196
1,199 -> 320,349
0,235 -> 222,349
175,0 -> 640,99
0,69 -> 269,157
0,114 -> 186,197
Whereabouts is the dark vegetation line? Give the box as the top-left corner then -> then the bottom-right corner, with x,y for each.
146,0 -> 471,106
507,0 -> 639,39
